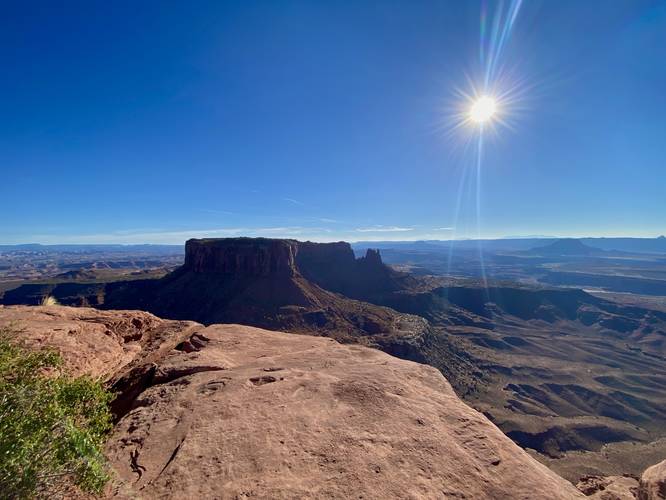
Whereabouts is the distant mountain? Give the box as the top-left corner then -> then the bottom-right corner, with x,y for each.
353,237 -> 666,255
0,243 -> 183,254
502,235 -> 560,239
580,237 -> 666,254
527,238 -> 601,256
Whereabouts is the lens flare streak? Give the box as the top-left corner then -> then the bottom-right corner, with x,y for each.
481,0 -> 523,88
444,0 -> 525,294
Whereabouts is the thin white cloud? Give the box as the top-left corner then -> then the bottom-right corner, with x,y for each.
282,197 -> 305,206
355,226 -> 414,233
255,226 -> 331,235
200,209 -> 235,216
432,227 -> 454,231
26,226 -> 338,245
28,228 -> 248,244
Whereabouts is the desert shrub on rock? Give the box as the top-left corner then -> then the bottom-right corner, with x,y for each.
0,325 -> 112,498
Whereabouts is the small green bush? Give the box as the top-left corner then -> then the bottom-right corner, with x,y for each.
0,325 -> 113,498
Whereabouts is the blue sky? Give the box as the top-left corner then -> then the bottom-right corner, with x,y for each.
1,0 -> 665,244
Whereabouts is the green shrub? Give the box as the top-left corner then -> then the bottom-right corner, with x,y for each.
0,326 -> 113,498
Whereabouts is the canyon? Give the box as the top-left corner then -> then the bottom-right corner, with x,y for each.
2,237 -> 666,483
2,304 -> 664,499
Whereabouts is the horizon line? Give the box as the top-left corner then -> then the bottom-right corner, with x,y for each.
1,234 -> 665,247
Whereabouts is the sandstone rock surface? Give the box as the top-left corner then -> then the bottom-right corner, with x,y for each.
184,238 -> 299,276
0,304 -> 195,379
106,324 -> 583,499
575,460 -> 666,500
576,474 -> 639,499
1,305 -> 584,499
640,459 -> 666,500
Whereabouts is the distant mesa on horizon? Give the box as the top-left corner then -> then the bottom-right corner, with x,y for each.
3,235 -> 666,259
501,235 -> 560,239
527,238 -> 601,256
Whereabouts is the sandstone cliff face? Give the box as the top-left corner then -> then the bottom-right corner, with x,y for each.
182,237 -> 391,289
295,241 -> 406,298
1,305 -> 585,499
296,240 -> 357,271
98,238 -> 430,349
183,237 -> 400,296
184,238 -> 299,276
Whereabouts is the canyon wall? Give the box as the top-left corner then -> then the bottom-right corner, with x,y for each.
183,238 -> 300,276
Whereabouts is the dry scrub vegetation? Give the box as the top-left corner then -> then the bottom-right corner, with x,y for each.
0,325 -> 112,498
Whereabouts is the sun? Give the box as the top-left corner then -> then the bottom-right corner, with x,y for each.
469,96 -> 497,124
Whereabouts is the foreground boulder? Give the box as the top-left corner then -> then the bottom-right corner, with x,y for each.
0,305 -> 198,380
1,305 -> 583,499
640,459 -> 666,499
574,460 -> 666,499
576,475 -> 639,499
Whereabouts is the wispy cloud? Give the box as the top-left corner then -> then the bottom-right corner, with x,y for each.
29,228 -> 248,244
255,226 -> 331,235
282,197 -> 305,206
199,209 -> 235,216
27,226 -> 338,245
355,225 -> 414,233
432,227 -> 454,231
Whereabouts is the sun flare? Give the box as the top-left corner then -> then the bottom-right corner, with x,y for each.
469,96 -> 497,124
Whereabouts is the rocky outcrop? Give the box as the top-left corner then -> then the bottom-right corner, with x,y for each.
296,240 -> 357,274
361,247 -> 383,266
576,475 -> 639,499
0,305 -> 584,499
0,304 -> 195,380
182,237 -> 399,296
98,238 -> 430,347
184,238 -> 299,276
574,460 -> 666,499
639,459 -> 666,500
1,239 -> 411,337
